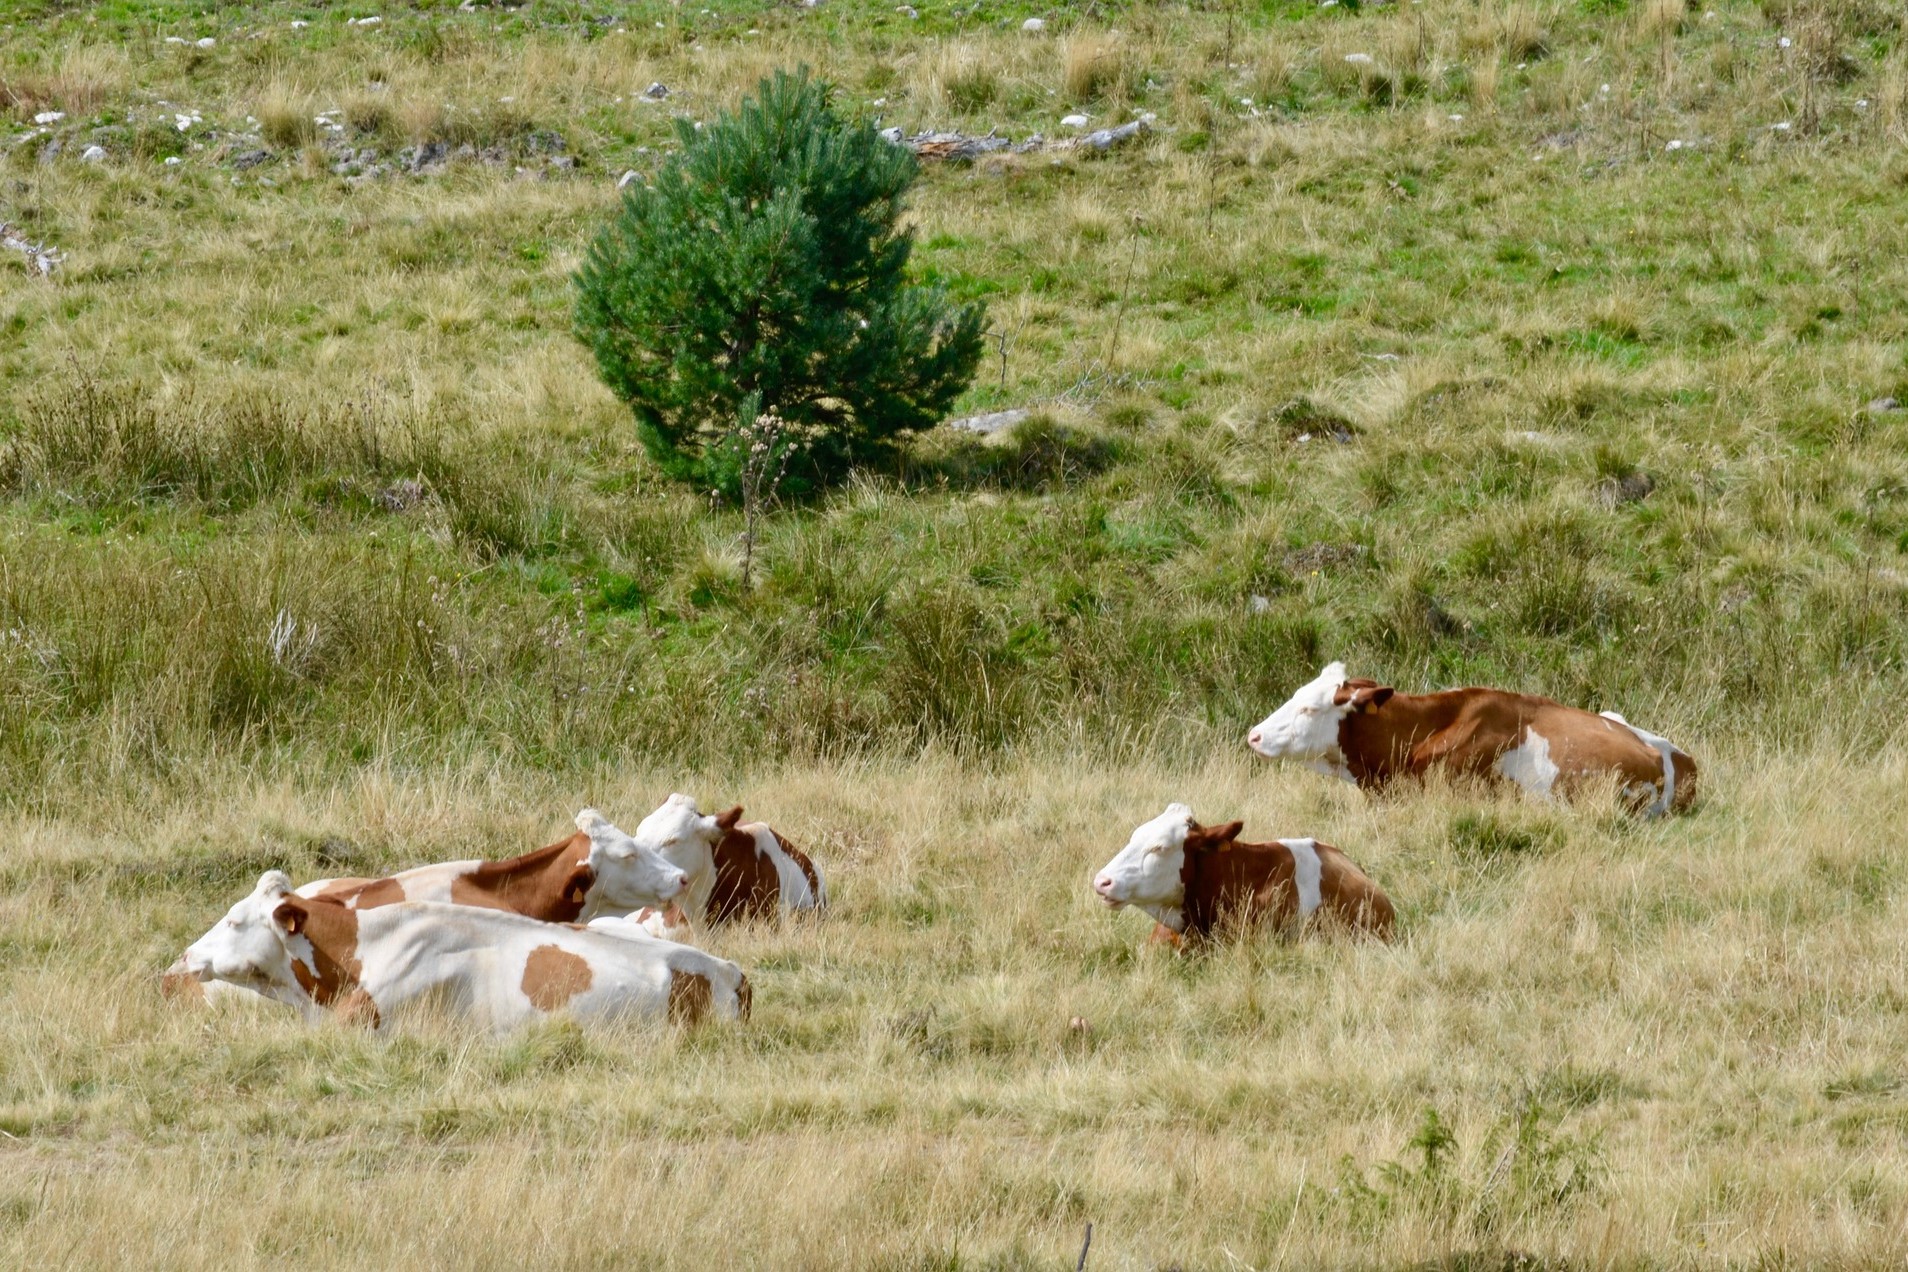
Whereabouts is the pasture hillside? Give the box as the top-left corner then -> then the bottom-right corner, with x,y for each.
3,0 -> 1908,1266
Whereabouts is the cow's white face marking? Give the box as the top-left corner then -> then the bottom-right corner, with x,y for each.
574,808 -> 692,918
629,793 -> 724,869
1495,728 -> 1560,796
1286,838 -> 1324,916
1093,804 -> 1193,922
1247,662 -> 1355,780
181,871 -> 311,1008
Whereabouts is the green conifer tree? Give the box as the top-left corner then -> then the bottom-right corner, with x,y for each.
574,68 -> 986,493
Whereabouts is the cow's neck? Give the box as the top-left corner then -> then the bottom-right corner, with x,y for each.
1138,903 -> 1185,933
455,834 -> 589,921
288,899 -> 365,1007
1338,691 -> 1464,783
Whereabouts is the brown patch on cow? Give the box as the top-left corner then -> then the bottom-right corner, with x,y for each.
449,832 -> 595,922
708,826 -> 783,924
273,895 -> 366,1006
520,944 -> 594,1012
333,876 -> 405,910
667,968 -> 713,1025
336,987 -> 382,1029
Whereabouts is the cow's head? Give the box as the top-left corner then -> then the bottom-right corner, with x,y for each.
573,808 -> 692,918
180,871 -> 318,1010
629,793 -> 743,875
1090,803 -> 1236,908
1246,662 -> 1392,775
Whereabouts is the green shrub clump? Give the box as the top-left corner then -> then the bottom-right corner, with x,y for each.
574,68 -> 986,495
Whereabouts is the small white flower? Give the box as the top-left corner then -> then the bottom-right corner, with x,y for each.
1448,113 -> 1464,122
1769,121 -> 1791,131
1665,138 -> 1684,150
1777,36 -> 1791,48
1600,83 -> 1610,93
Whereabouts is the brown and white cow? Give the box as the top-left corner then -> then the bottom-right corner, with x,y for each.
1247,662 -> 1698,816
1092,804 -> 1394,943
622,794 -> 826,925
162,810 -> 688,1002
179,871 -> 749,1033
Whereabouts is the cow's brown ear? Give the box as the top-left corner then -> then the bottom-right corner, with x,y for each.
563,863 -> 596,908
1337,682 -> 1393,711
714,806 -> 744,832
1185,821 -> 1244,853
273,898 -> 308,936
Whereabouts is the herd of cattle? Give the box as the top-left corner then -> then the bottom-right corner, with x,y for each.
169,662 -> 1697,1034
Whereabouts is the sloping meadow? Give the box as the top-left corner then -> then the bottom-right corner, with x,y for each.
4,0 -> 1908,1265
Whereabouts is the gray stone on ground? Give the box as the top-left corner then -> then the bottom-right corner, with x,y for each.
80,145 -> 106,163
1868,396 -> 1902,415
232,147 -> 273,169
1594,471 -> 1655,508
643,82 -> 670,100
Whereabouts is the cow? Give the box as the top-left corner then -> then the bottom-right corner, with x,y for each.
1093,804 -> 1394,945
178,871 -> 750,1033
162,810 -> 689,1003
1246,662 -> 1698,816
621,794 -> 826,925
588,902 -> 697,946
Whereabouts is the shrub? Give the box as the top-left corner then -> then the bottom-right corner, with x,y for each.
573,68 -> 987,496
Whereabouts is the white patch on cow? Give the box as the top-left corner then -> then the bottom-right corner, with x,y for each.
746,824 -> 823,910
1599,711 -> 1679,818
1494,728 -> 1560,797
1093,803 -> 1193,930
1285,838 -> 1324,916
629,793 -> 726,918
1246,662 -> 1355,781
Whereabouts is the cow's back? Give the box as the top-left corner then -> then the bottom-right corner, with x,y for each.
1315,842 -> 1395,938
707,824 -> 824,923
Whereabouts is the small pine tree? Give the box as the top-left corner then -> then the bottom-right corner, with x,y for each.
574,68 -> 986,494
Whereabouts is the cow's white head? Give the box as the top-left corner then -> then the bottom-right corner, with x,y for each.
181,871 -> 315,1010
627,793 -> 742,875
1246,662 -> 1392,777
573,808 -> 693,919
1094,807 -> 1247,931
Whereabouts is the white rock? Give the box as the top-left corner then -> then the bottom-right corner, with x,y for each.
196,36 -> 216,47
1022,17 -> 1045,31
1344,52 -> 1373,64
878,126 -> 903,143
163,156 -> 182,165
1777,36 -> 1791,48
1665,138 -> 1684,150
617,169 -> 639,188
164,36 -> 187,44
946,408 -> 1030,435
1061,113 -> 1091,129
895,4 -> 916,15
32,111 -> 63,124
291,19 -> 308,27
1248,595 -> 1273,615
643,82 -> 670,99
347,15 -> 383,25
1600,83 -> 1610,93
80,145 -> 106,162
1448,113 -> 1464,122
1768,121 -> 1791,131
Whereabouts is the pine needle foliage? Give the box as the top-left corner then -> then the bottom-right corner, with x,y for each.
573,68 -> 986,495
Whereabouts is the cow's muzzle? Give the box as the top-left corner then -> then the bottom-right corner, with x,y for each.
1092,875 -> 1122,908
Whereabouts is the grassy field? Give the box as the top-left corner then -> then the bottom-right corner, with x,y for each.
5,0 -> 1908,1265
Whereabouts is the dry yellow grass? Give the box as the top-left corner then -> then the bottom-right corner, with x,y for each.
4,747 -> 1908,1267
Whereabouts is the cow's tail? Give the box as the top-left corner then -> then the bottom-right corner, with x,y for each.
1599,711 -> 1689,817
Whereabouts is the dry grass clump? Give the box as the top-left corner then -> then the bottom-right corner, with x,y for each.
254,82 -> 319,150
0,45 -> 125,121
341,87 -> 395,139
1062,32 -> 1126,104
917,42 -> 999,117
1638,0 -> 1689,40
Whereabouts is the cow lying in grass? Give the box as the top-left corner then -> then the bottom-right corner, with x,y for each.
619,794 -> 826,926
180,871 -> 749,1032
163,810 -> 689,1001
1093,804 -> 1395,945
1248,662 -> 1698,816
